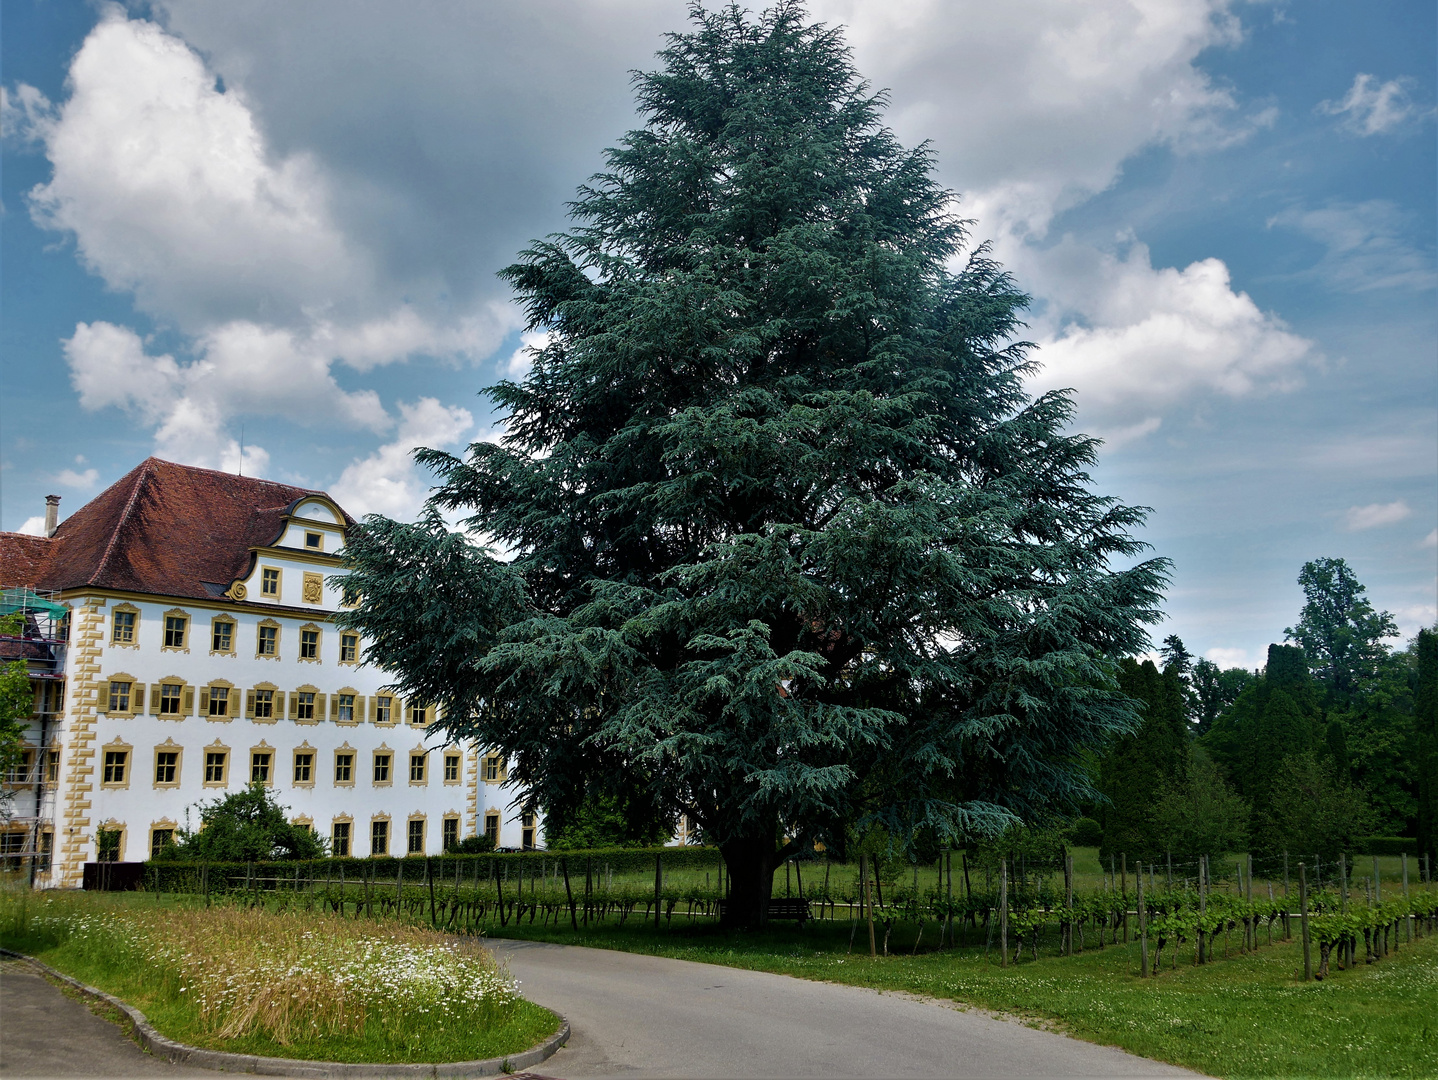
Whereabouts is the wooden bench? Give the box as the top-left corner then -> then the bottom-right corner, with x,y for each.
717,898 -> 811,925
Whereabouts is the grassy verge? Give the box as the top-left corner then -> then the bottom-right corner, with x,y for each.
1,889 -> 559,1065
487,915 -> 1438,1079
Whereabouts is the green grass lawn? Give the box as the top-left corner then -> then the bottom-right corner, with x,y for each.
486,911 -> 1438,1079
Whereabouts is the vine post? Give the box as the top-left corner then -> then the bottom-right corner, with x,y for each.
1121,853 -> 1128,943
1402,854 -> 1410,943
863,854 -> 876,958
1198,855 -> 1208,964
1064,850 -> 1074,956
1284,851 -> 1290,897
653,852 -> 662,929
999,858 -> 1009,969
1373,855 -> 1382,903
1299,862 -> 1312,981
1339,852 -> 1348,912
945,851 -> 954,949
1137,863 -> 1148,978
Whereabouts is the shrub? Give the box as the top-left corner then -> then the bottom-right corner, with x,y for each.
1070,817 -> 1103,847
1358,836 -> 1418,856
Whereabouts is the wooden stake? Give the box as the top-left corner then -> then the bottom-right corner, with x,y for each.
864,854 -> 876,958
1299,862 -> 1311,980
1138,862 -> 1148,978
999,858 -> 1009,969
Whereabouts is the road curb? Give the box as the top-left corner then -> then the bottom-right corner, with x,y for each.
1,949 -> 570,1077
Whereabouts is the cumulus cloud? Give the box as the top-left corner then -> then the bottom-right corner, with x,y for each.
0,82 -> 55,147
1205,646 -> 1255,670
53,468 -> 99,489
1344,501 -> 1412,532
14,516 -> 49,537
1018,238 -> 1312,438
1268,201 -> 1437,293
330,398 -> 474,520
1318,74 -> 1430,136
1422,529 -> 1437,549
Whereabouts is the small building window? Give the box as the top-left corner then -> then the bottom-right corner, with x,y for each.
336,693 -> 355,723
484,812 -> 500,847
371,819 -> 389,856
295,691 -> 316,720
46,750 -> 59,784
154,751 -> 178,785
340,633 -> 359,663
335,753 -> 353,783
300,629 -> 319,660
257,624 -> 278,656
373,754 -> 391,784
163,615 -> 187,649
483,754 -> 504,783
207,686 -> 230,717
407,818 -> 424,854
212,621 -> 234,652
375,696 -> 393,724
103,750 -> 127,785
151,828 -> 174,859
522,812 -> 536,850
112,611 -> 135,644
204,751 -> 227,784
444,753 -> 461,783
251,752 -> 271,785
332,821 -> 351,858
159,683 -> 183,716
294,752 -> 313,783
305,531 -> 322,549
253,688 -> 274,719
408,702 -> 428,726
409,752 -> 427,783
108,681 -> 132,713
442,817 -> 459,851
261,568 -> 280,597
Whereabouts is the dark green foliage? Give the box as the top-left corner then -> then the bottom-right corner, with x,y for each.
1414,629 -> 1437,862
1285,557 -> 1398,702
1189,659 -> 1253,736
1069,816 -> 1103,847
166,784 -> 327,862
544,790 -> 672,850
0,613 -> 32,779
1252,751 -> 1375,861
1356,836 -> 1420,856
448,834 -> 496,855
335,3 -> 1166,926
1151,746 -> 1249,858
1097,658 -> 1188,861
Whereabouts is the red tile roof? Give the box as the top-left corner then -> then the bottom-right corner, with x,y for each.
0,458 -> 352,600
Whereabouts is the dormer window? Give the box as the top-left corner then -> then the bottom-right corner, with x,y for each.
305,531 -> 322,550
261,568 -> 280,598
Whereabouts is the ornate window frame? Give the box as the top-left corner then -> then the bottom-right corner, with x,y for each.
331,816 -> 354,858
369,814 -> 391,857
441,813 -> 461,851
331,688 -> 362,726
442,750 -> 462,786
405,814 -> 427,856
160,608 -> 191,653
104,673 -> 144,716
371,694 -> 397,726
109,603 -> 140,649
338,632 -> 361,665
209,612 -> 238,656
249,741 -> 275,787
202,679 -> 236,722
408,747 -> 429,786
149,819 -> 179,860
298,623 -> 323,664
292,742 -> 317,787
152,739 -> 183,789
100,738 -> 134,789
289,684 -> 324,724
246,682 -> 281,723
333,743 -> 356,787
260,566 -> 282,600
256,618 -> 282,660
202,740 -> 231,788
371,745 -> 393,787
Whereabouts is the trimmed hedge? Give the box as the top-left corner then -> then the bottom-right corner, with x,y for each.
1358,837 -> 1420,857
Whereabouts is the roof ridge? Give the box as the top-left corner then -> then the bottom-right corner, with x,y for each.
90,460 -> 154,587
147,456 -> 328,496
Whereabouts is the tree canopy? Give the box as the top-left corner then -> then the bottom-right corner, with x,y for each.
1285,556 -> 1398,702
336,2 -> 1167,926
164,784 -> 327,862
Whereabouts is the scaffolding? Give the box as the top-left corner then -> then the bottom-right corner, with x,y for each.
1,588 -> 68,885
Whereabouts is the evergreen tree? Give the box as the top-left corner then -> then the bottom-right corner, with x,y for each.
1252,751 -> 1375,861
1285,557 -> 1398,702
1415,629 -> 1437,862
1152,746 -> 1249,859
1097,657 -> 1189,861
1190,657 -> 1252,736
336,3 -> 1167,926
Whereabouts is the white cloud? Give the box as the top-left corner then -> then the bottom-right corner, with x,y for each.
1423,529 -> 1438,550
330,398 -> 474,520
0,82 -> 55,147
15,516 -> 48,537
53,468 -> 99,489
1268,201 -> 1437,293
1344,501 -> 1412,532
1019,238 -> 1312,438
1204,646 -> 1255,670
1317,74 -> 1429,136
503,330 -> 551,380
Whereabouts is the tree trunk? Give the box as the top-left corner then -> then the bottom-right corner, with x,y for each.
720,831 -> 778,929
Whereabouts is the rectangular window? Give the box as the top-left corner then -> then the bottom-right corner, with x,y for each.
408,702 -> 428,725
340,633 -> 358,662
442,817 -> 459,851
337,693 -> 355,723
294,752 -> 313,783
155,751 -> 178,784
295,691 -> 315,720
484,754 -> 502,783
407,818 -> 424,854
409,752 -> 426,783
335,753 -> 353,783
300,629 -> 319,660
375,696 -> 392,724
332,821 -> 351,858
103,750 -> 127,784
7,750 -> 33,784
444,753 -> 460,782
212,621 -> 233,652
305,531 -> 322,549
371,819 -> 389,856
522,813 -> 536,851
258,625 -> 278,655
484,812 -> 500,847
373,754 -> 391,783
261,568 -> 280,597
112,611 -> 135,644
205,751 -> 227,784
251,752 -> 271,784
47,750 -> 59,784
151,828 -> 174,859
108,681 -> 132,713
254,688 -> 274,719
159,683 -> 183,715
207,686 -> 230,717
164,615 -> 187,649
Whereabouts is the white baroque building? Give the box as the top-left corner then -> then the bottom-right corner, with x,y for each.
1,458 -> 538,886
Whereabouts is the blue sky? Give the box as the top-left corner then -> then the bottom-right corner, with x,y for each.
3,0 -> 1434,668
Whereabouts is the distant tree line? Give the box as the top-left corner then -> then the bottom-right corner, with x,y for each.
1091,556 -> 1438,864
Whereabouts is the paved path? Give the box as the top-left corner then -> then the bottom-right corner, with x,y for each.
490,939 -> 1202,1079
0,961 -> 214,1078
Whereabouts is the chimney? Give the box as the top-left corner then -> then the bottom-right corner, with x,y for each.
44,495 -> 60,538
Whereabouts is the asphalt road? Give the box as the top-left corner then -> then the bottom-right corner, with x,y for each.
490,939 -> 1203,1079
